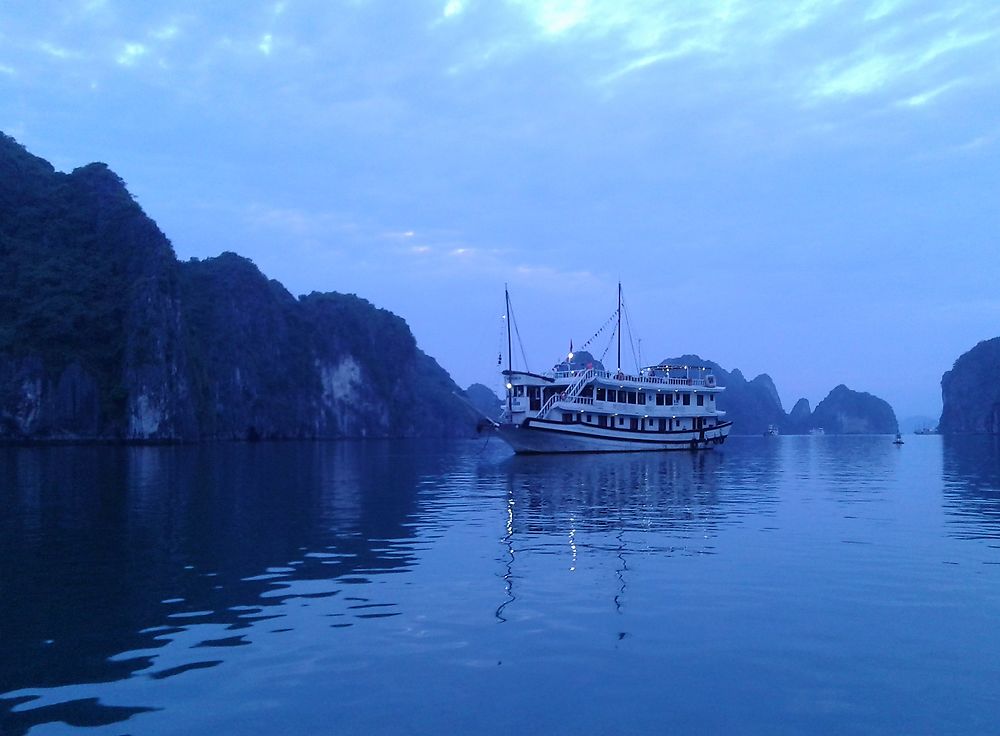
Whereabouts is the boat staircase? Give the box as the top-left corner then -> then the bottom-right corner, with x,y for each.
537,368 -> 596,419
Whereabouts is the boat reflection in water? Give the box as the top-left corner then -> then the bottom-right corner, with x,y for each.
490,442 -> 780,623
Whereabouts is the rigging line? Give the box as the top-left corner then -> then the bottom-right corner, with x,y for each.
621,294 -> 640,373
510,302 -> 530,373
598,319 -> 618,364
495,314 -> 506,371
579,309 -> 619,351
504,290 -> 527,372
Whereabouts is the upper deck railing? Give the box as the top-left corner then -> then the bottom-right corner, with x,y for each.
548,368 -> 716,388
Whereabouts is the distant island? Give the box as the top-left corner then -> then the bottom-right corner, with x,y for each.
0,133 -> 477,441
659,355 -> 899,435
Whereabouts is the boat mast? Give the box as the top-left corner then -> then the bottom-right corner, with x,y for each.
617,281 -> 621,372
505,284 -> 513,414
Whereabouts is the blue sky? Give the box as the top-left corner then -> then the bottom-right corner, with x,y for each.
2,0 -> 999,418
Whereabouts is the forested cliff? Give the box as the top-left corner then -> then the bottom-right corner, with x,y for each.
940,338 -> 1000,434
0,133 -> 475,441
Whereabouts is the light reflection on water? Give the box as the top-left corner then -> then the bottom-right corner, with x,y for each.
1,436 -> 999,735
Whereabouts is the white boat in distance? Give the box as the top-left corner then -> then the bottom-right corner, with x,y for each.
495,285 -> 733,454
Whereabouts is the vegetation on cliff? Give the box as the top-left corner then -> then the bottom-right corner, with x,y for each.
0,133 -> 476,440
809,385 -> 898,435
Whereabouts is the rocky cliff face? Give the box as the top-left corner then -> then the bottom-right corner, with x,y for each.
940,338 -> 1000,434
787,398 -> 812,432
0,133 -> 476,441
810,385 -> 898,434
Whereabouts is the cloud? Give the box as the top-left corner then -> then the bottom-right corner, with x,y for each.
151,24 -> 180,41
38,42 -> 78,60
246,204 -> 361,238
898,79 -> 962,107
813,55 -> 897,97
443,0 -> 464,18
116,42 -> 148,66
258,34 -> 273,55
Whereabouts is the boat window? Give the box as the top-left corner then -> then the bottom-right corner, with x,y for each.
608,389 -> 617,402
596,388 -> 606,401
666,394 -> 673,406
697,395 -> 704,406
627,392 -> 637,405
586,414 -> 593,422
638,392 -> 646,405
581,387 -> 594,398
514,385 -> 525,397
562,412 -> 573,423
655,394 -> 663,406
682,394 -> 691,406
629,417 -> 638,430
659,418 -> 666,432
618,417 -> 625,426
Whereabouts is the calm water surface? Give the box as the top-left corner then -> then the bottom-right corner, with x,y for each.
1,436 -> 999,735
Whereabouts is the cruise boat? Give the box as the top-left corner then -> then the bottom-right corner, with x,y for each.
495,286 -> 732,454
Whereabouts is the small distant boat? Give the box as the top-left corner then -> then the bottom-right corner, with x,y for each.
766,424 -> 779,437
914,428 -> 936,435
809,427 -> 825,436
893,433 -> 904,445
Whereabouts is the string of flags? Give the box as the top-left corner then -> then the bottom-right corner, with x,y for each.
579,309 -> 619,351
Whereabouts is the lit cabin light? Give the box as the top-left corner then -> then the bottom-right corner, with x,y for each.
568,352 -> 574,360
506,382 -> 513,389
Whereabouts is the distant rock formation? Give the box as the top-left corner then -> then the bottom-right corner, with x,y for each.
787,398 -> 812,433
659,355 -> 897,435
660,355 -> 786,436
0,132 -> 477,441
809,385 -> 898,434
465,383 -> 502,422
940,337 -> 1000,434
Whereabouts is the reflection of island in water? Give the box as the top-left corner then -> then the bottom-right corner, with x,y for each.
491,445 -> 780,621
0,441 -> 451,735
941,435 -> 1000,540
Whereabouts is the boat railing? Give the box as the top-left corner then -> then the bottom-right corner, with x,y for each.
550,368 -> 708,387
537,367 -> 597,418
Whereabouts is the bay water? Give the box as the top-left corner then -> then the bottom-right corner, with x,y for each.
1,436 -> 999,734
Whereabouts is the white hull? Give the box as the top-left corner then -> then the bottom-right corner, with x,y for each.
497,419 -> 732,454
